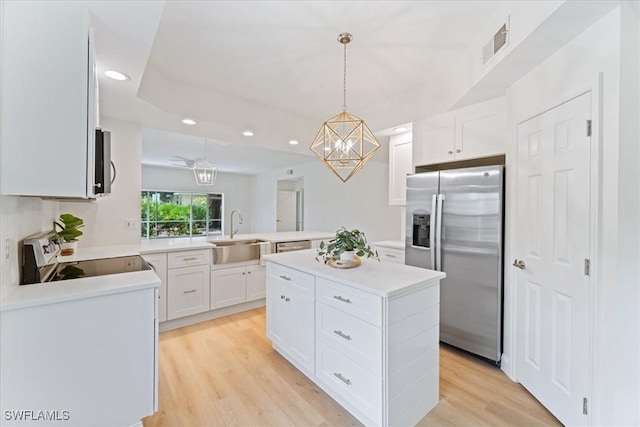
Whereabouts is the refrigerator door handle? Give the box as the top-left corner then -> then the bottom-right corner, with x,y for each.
430,194 -> 437,269
436,194 -> 444,271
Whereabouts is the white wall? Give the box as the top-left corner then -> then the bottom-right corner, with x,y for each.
0,197 -> 58,299
142,165 -> 253,236
251,160 -> 400,243
504,6 -> 639,425
58,118 -> 143,247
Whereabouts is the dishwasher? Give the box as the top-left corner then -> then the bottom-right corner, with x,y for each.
275,240 -> 312,253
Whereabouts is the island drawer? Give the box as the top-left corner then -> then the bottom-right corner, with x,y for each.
316,341 -> 382,423
316,278 -> 382,326
167,250 -> 210,269
267,263 -> 314,295
316,302 -> 382,375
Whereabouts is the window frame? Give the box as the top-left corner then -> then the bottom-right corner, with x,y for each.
141,189 -> 224,239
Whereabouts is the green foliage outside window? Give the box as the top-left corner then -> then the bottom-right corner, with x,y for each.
141,191 -> 223,239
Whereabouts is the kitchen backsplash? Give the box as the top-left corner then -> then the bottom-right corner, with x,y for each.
0,195 -> 58,299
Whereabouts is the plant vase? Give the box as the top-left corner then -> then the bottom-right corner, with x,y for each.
60,241 -> 78,256
339,250 -> 355,263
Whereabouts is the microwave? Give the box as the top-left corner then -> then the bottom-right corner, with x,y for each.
94,128 -> 112,196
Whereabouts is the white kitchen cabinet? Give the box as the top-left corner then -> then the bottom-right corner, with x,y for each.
168,250 -> 210,269
413,97 -> 505,167
454,97 -> 506,160
413,114 -> 455,167
210,266 -> 247,309
210,264 -> 266,309
266,263 -> 315,375
0,287 -> 157,426
143,253 -> 168,322
374,241 -> 406,265
167,250 -> 210,320
0,2 -> 100,198
246,264 -> 267,301
388,132 -> 413,206
265,255 -> 444,427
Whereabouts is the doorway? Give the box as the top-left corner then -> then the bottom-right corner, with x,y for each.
514,92 -> 592,425
276,178 -> 303,232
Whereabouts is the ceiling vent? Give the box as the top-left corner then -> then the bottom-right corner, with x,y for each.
482,18 -> 509,65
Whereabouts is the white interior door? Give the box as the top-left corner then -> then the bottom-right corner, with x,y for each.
515,92 -> 592,425
277,190 -> 297,232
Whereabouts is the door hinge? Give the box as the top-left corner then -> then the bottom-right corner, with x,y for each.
586,120 -> 592,137
584,259 -> 590,276
583,397 -> 588,415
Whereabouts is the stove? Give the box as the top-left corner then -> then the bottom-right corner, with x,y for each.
21,231 -> 151,285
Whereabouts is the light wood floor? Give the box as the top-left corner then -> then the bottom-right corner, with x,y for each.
144,307 -> 561,427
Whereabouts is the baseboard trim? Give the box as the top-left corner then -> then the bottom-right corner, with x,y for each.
160,299 -> 265,332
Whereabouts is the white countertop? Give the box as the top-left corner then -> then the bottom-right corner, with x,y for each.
0,270 -> 160,312
138,231 -> 335,254
374,240 -> 405,250
2,231 -> 337,311
263,250 -> 445,297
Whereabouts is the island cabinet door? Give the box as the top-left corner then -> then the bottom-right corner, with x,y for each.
266,279 -> 289,348
288,288 -> 315,374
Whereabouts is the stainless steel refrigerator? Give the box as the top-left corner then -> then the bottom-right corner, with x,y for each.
405,165 -> 504,364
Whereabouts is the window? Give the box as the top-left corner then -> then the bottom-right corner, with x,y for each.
141,191 -> 223,239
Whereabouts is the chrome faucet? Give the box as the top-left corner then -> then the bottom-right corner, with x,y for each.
230,209 -> 243,239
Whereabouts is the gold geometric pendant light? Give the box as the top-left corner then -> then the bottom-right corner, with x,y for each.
310,33 -> 380,183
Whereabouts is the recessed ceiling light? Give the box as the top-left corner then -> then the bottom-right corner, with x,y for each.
182,119 -> 196,125
289,140 -> 299,145
242,130 -> 254,137
104,70 -> 130,81
393,126 -> 408,132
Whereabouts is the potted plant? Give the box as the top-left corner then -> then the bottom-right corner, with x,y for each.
53,213 -> 84,255
316,227 -> 378,264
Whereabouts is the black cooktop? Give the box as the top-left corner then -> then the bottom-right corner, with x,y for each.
52,255 -> 151,281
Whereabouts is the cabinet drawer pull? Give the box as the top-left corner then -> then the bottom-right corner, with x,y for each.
333,295 -> 352,304
285,297 -> 290,302
279,275 -> 291,281
448,150 -> 453,155
456,149 -> 461,153
333,372 -> 352,385
281,295 -> 286,299
182,257 -> 198,261
183,289 -> 198,294
384,253 -> 396,258
333,330 -> 352,341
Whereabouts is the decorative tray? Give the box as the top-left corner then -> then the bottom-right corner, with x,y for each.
327,256 -> 361,269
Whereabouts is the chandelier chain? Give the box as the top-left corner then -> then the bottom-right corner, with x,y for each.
342,41 -> 347,112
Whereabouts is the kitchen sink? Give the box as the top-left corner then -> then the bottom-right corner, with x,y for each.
210,239 -> 267,264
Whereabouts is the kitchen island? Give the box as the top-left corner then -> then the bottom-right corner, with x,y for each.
263,250 -> 445,427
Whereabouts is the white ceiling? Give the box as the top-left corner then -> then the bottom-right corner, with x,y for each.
142,128 -> 316,174
88,1 -> 503,173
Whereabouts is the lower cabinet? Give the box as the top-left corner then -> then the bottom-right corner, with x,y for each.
142,253 -> 168,322
167,264 -> 210,320
266,263 -> 315,374
266,260 -> 441,427
375,246 -> 405,265
211,264 -> 267,310
0,287 -> 157,426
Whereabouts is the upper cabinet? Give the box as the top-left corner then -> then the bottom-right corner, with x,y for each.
413,97 -> 505,168
0,2 -> 99,198
388,133 -> 413,206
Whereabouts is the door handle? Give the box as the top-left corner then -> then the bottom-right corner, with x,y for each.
513,259 -> 526,270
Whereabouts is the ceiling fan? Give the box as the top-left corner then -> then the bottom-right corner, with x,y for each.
169,155 -> 203,169
168,139 -> 218,186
